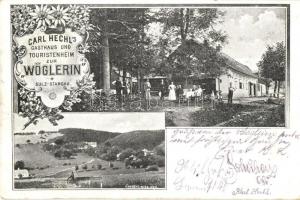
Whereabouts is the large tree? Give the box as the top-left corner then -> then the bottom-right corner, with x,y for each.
88,8 -> 153,91
258,42 -> 286,97
151,8 -> 227,82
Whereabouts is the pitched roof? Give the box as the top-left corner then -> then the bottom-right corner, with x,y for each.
220,52 -> 257,78
169,39 -> 257,78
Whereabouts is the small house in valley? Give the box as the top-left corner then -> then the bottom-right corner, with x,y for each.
14,168 -> 29,179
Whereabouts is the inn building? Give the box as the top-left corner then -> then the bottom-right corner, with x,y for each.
166,40 -> 267,98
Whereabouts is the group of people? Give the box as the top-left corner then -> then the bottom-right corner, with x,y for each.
114,78 -> 132,103
158,80 -> 184,101
114,77 -> 235,107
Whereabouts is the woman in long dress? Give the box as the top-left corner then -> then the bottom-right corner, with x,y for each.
168,82 -> 176,101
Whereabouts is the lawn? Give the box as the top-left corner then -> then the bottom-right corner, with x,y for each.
14,143 -> 95,177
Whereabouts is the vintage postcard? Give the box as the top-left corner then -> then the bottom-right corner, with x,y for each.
1,0 -> 300,199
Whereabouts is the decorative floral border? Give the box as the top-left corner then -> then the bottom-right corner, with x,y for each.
11,4 -> 96,129
11,5 -> 93,36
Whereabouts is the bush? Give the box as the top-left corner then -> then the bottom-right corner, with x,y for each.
136,150 -> 145,159
154,155 -> 165,167
85,147 -> 96,156
15,160 -> 25,170
111,146 -> 121,154
154,145 -> 165,156
54,138 -> 65,145
82,164 -> 88,170
75,165 -> 79,171
63,150 -> 72,158
54,150 -> 63,158
119,148 -> 135,161
97,164 -> 102,170
149,155 -> 165,167
54,149 -> 72,159
95,145 -> 109,156
100,150 -> 117,161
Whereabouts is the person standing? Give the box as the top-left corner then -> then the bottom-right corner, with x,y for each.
228,83 -> 235,104
211,90 -> 216,109
144,79 -> 151,110
144,79 -> 151,101
168,82 -> 176,101
176,85 -> 183,100
123,81 -> 128,96
159,79 -> 166,100
196,85 -> 203,106
126,81 -> 131,96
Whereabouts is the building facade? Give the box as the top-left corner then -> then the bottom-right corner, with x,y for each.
168,40 -> 268,99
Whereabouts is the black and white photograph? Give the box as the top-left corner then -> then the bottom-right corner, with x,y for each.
13,113 -> 165,189
3,1 -> 300,199
11,5 -> 288,129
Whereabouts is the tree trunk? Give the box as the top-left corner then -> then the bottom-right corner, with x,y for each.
273,81 -> 277,97
102,34 -> 110,91
277,81 -> 280,98
185,77 -> 188,88
122,67 -> 126,84
102,10 -> 110,91
137,68 -> 141,93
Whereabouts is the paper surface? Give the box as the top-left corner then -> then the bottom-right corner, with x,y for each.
1,0 -> 300,199
167,128 -> 300,198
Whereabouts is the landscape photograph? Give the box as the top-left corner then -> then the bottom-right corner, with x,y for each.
13,113 -> 166,189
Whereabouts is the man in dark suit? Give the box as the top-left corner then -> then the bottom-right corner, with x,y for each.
159,79 -> 166,100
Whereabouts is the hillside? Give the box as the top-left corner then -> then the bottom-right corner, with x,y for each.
53,128 -> 121,144
107,130 -> 165,150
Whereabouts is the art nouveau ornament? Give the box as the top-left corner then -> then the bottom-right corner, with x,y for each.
14,28 -> 90,108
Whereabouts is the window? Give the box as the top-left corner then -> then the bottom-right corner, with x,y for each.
239,82 -> 243,89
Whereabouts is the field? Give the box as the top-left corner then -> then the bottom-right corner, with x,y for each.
14,143 -> 95,177
15,171 -> 165,188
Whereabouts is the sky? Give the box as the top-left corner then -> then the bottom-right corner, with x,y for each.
219,7 -> 286,72
147,7 -> 286,72
13,113 -> 165,133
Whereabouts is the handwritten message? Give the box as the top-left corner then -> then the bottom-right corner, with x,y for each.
167,128 -> 300,198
